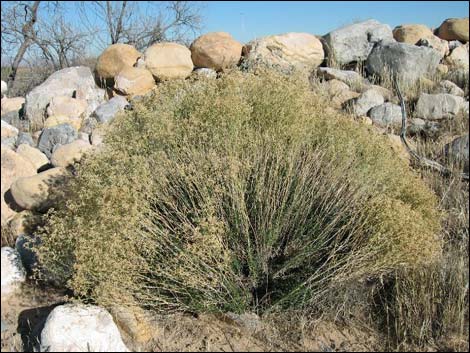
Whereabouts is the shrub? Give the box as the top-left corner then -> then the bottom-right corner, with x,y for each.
34,70 -> 441,315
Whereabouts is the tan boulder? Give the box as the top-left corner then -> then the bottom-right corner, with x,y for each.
437,18 -> 469,42
190,32 -> 243,71
114,67 -> 156,97
1,97 -> 25,115
95,44 -> 142,80
1,120 -> 19,140
8,210 -> 39,237
445,44 -> 469,69
50,139 -> 93,167
16,144 -> 49,170
46,96 -> 88,119
243,32 -> 324,72
393,24 -> 448,57
393,24 -> 433,43
1,147 -> 36,226
10,167 -> 68,211
144,42 -> 194,80
44,115 -> 82,131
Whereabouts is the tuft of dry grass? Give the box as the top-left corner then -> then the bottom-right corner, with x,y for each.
33,70 -> 441,323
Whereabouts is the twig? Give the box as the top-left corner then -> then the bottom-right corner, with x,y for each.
393,76 -> 469,181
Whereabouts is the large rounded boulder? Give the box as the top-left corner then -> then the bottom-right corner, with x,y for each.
243,32 -> 324,73
114,66 -> 156,97
95,44 -> 142,80
190,32 -> 243,71
144,42 -> 194,81
437,18 -> 469,42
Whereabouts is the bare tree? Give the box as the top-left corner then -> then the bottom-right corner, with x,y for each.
2,1 -> 41,87
78,1 -> 203,51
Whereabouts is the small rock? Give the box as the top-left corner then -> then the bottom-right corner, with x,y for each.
40,304 -> 130,352
346,88 -> 384,116
15,132 -> 34,147
315,67 -> 363,86
436,80 -> 465,97
1,80 -> 7,97
92,96 -> 129,124
192,68 -> 218,79
1,247 -> 26,296
37,123 -> 78,158
368,102 -> 403,128
415,93 -> 464,120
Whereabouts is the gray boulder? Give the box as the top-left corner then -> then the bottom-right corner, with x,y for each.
444,135 -> 469,173
323,19 -> 394,65
92,96 -> 129,124
15,132 -> 34,147
436,80 -> 465,97
345,88 -> 384,116
37,123 -> 78,158
366,41 -> 441,86
415,93 -> 464,120
368,102 -> 403,128
25,66 -> 106,129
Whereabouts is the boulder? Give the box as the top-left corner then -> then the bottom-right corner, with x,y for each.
190,32 -> 243,70
10,167 -> 68,211
366,41 -> 441,86
437,18 -> 469,42
323,19 -> 394,65
315,67 -> 363,86
416,36 -> 449,58
92,96 -> 129,124
320,79 -> 360,108
444,135 -> 469,173
44,115 -> 82,131
95,43 -> 142,80
436,80 -> 465,97
37,123 -> 78,158
51,139 -> 93,167
46,96 -> 88,120
114,67 -> 155,97
15,234 -> 40,274
415,93 -> 464,120
1,80 -> 7,97
368,102 -> 403,128
40,304 -> 130,352
346,88 -> 384,116
15,132 -> 34,147
445,44 -> 469,69
1,247 -> 26,296
393,24 -> 433,44
8,210 -> 37,238
144,42 -> 194,81
445,68 -> 469,89
16,144 -> 49,170
1,147 -> 36,227
243,32 -> 324,73
1,120 -> 19,140
25,66 -> 106,129
1,97 -> 25,115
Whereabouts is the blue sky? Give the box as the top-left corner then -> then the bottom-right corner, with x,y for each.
202,1 -> 469,43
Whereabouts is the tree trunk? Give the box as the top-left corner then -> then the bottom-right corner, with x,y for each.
6,1 -> 41,89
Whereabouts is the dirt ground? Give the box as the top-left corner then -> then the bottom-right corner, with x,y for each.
1,282 -> 382,352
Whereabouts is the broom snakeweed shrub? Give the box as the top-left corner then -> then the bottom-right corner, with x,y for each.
35,70 -> 441,316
